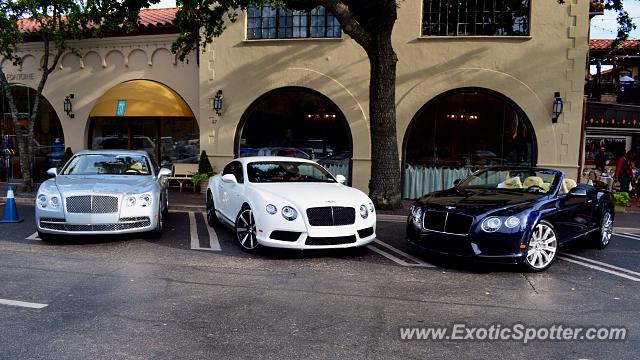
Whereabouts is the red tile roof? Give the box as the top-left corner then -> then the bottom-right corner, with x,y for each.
590,39 -> 639,50
18,7 -> 177,33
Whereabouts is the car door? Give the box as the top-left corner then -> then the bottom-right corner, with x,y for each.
218,161 -> 245,220
546,186 -> 594,242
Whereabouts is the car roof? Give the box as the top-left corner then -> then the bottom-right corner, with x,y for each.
234,156 -> 317,165
75,149 -> 151,157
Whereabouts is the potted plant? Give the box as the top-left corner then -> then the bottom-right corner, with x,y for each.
612,192 -> 629,213
192,150 -> 216,193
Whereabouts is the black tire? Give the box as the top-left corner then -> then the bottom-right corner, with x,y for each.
592,210 -> 613,249
162,193 -> 169,218
38,231 -> 57,242
206,191 -> 219,226
522,220 -> 558,272
235,205 -> 260,252
147,205 -> 163,238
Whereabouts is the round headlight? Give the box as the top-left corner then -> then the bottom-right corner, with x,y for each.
481,217 -> 502,233
266,204 -> 277,215
359,204 -> 369,219
126,196 -> 136,207
504,216 -> 521,229
37,194 -> 48,208
49,196 -> 60,208
368,202 -> 375,213
282,206 -> 297,221
139,194 -> 152,207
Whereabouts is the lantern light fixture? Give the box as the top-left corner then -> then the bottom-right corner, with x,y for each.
213,89 -> 223,116
63,94 -> 74,119
552,91 -> 563,123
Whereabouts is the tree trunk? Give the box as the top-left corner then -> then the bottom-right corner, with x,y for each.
367,38 -> 401,209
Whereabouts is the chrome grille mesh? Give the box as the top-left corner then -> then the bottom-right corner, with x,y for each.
66,195 -> 118,213
39,217 -> 150,232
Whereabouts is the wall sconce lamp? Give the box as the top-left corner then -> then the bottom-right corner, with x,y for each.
63,94 -> 74,119
213,89 -> 223,116
552,91 -> 563,123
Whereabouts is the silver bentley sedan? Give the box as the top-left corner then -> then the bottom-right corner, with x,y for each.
35,150 -> 172,240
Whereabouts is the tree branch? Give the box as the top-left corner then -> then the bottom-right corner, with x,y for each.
317,0 -> 372,50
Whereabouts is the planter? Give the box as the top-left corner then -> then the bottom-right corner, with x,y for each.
614,204 -> 626,214
199,179 -> 209,194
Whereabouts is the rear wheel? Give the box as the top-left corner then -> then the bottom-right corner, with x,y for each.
235,205 -> 260,252
522,221 -> 558,272
592,210 -> 613,249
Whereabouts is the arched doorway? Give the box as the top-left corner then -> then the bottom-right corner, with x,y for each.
1,85 -> 64,182
88,80 -> 199,167
403,88 -> 537,198
235,87 -> 353,181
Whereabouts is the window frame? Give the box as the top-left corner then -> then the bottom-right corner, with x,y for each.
246,4 -> 342,40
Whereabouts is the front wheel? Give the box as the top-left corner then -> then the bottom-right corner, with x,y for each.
592,210 -> 613,249
522,221 -> 558,272
147,205 -> 164,238
206,191 -> 219,226
235,205 -> 260,252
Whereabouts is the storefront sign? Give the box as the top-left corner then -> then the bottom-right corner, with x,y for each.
116,99 -> 126,116
6,73 -> 35,81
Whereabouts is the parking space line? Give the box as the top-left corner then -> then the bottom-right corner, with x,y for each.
367,245 -> 418,267
0,299 -> 48,309
202,212 -> 221,251
189,212 -> 218,251
25,232 -> 40,241
616,233 -> 640,241
558,256 -> 640,282
560,253 -> 640,277
373,239 -> 434,267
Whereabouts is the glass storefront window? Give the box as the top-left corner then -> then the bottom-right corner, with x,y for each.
403,89 -> 535,198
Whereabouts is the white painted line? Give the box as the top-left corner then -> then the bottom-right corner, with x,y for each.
25,232 -> 40,241
616,233 -> 640,241
373,239 -> 434,267
202,212 -> 221,251
377,214 -> 407,223
188,212 -> 199,250
0,299 -> 48,309
367,245 -> 415,266
558,256 -> 640,282
560,253 -> 640,277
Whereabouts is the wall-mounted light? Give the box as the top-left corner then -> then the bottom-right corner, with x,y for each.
213,89 -> 223,116
63,94 -> 74,119
552,91 -> 563,123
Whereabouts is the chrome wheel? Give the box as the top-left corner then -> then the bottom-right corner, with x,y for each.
525,222 -> 557,271
600,211 -> 613,247
235,207 -> 258,250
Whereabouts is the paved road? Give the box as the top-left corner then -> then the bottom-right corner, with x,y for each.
0,205 -> 638,359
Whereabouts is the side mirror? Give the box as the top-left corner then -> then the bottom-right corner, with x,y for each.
453,179 -> 461,186
157,167 -> 172,179
47,168 -> 58,177
568,186 -> 587,196
221,174 -> 238,184
335,174 -> 346,184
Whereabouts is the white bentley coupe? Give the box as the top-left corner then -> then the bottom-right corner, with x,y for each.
206,157 -> 376,251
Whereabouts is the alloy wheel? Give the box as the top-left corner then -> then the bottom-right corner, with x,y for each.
525,222 -> 557,270
236,208 -> 258,250
600,211 -> 613,247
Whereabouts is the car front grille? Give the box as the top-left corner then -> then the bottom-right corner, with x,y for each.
306,207 -> 355,226
305,235 -> 357,246
422,211 -> 473,236
66,195 -> 118,214
39,217 -> 150,232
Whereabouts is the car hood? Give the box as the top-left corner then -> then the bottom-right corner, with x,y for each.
251,182 -> 370,209
416,187 -> 542,215
54,175 -> 156,195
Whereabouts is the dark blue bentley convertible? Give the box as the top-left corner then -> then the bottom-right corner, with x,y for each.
406,167 -> 614,271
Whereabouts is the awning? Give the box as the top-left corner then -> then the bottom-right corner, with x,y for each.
89,80 -> 193,117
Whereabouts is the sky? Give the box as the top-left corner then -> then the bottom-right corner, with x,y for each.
150,0 -> 639,40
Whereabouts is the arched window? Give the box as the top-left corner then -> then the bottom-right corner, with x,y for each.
403,88 -> 536,198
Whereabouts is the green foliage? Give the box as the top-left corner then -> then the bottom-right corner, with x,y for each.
198,150 -> 214,174
613,192 -> 630,207
192,172 -> 213,186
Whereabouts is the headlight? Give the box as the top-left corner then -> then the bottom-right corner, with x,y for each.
481,217 -> 502,233
139,194 -> 152,207
359,205 -> 369,219
266,204 -> 277,215
504,216 -> 521,229
49,196 -> 60,208
368,202 -> 375,213
125,196 -> 136,207
410,205 -> 423,224
37,194 -> 48,208
282,206 -> 297,221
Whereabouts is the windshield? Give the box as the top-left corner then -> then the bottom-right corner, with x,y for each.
458,168 -> 559,194
61,154 -> 152,176
247,161 -> 336,183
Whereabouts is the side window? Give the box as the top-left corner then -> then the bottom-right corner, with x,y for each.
233,163 -> 245,183
222,163 -> 235,176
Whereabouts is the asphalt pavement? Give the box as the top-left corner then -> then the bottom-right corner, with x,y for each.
0,205 -> 638,359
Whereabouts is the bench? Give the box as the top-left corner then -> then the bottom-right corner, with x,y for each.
168,163 -> 199,192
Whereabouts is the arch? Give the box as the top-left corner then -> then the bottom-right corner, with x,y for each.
401,87 -> 538,198
235,86 -> 353,181
126,48 -> 149,68
82,51 -> 102,70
